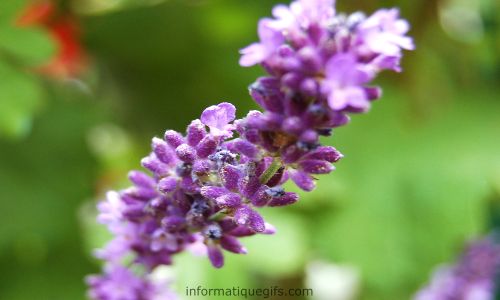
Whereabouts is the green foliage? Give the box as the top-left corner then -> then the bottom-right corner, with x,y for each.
0,61 -> 42,138
0,0 -> 55,139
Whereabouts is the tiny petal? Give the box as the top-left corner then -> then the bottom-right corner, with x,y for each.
201,102 -> 236,137
299,159 -> 335,174
263,222 -> 276,234
303,146 -> 343,162
268,192 -> 299,207
207,245 -> 224,268
220,236 -> 247,254
229,226 -> 257,237
290,170 -> 316,191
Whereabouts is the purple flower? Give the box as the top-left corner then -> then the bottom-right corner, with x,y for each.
357,8 -> 415,57
415,236 -> 500,300
87,264 -> 177,300
323,54 -> 373,112
239,20 -> 285,67
269,0 -> 335,31
200,102 -> 236,138
87,265 -> 155,300
87,1 -> 413,298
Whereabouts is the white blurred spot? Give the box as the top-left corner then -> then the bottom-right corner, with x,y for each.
439,0 -> 484,44
305,260 -> 360,300
86,123 -> 132,159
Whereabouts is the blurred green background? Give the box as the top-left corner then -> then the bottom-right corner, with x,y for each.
0,0 -> 499,299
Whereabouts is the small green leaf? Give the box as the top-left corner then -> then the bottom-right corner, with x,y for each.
0,26 -> 56,67
0,60 -> 43,138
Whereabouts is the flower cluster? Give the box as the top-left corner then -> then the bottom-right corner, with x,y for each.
87,0 -> 412,299
240,0 -> 414,147
415,236 -> 500,300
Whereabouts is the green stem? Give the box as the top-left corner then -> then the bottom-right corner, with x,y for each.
209,209 -> 228,221
259,158 -> 282,185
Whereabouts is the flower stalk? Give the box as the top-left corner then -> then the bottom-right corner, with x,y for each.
86,1 -> 414,299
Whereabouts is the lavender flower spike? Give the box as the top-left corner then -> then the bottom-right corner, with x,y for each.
87,1 -> 412,299
415,236 -> 500,300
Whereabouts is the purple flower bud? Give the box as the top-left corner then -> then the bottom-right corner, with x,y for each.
151,229 -> 178,252
158,177 -> 178,193
234,206 -> 265,232
299,159 -> 335,174
192,159 -> 211,176
229,226 -> 256,237
141,154 -> 169,176
161,215 -> 186,232
128,170 -> 155,188
123,186 -> 157,200
251,186 -> 271,207
300,130 -> 318,143
221,236 -> 247,254
181,176 -> 199,194
281,72 -> 302,89
268,192 -> 299,207
164,130 -> 184,148
152,137 -> 176,165
196,136 -> 218,158
229,139 -> 259,159
216,193 -> 242,208
300,78 -> 318,97
219,164 -> 241,191
175,144 -> 196,162
365,86 -> 382,100
238,170 -> 261,198
282,116 -> 304,135
289,169 -> 316,191
187,119 -> 207,146
200,186 -> 227,200
207,244 -> 224,268
249,78 -> 284,113
303,146 -> 343,162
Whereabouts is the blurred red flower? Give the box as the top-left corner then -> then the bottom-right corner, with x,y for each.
17,0 -> 88,79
